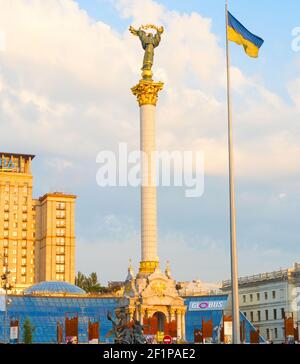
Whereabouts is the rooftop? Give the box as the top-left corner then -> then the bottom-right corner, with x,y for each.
0,152 -> 35,159
24,281 -> 86,296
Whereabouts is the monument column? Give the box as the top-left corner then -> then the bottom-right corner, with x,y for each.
132,79 -> 163,275
130,24 -> 164,276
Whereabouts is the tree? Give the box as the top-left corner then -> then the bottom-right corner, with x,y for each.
85,272 -> 101,293
75,272 -> 101,293
75,271 -> 86,289
23,317 -> 35,344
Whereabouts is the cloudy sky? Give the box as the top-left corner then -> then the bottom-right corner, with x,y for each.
0,0 -> 299,285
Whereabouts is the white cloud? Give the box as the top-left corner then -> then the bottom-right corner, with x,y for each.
0,0 -> 299,179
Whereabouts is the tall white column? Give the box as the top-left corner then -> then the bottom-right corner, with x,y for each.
132,79 -> 164,275
140,104 -> 157,263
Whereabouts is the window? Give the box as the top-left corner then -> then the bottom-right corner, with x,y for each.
21,258 -> 26,265
56,211 -> 65,219
242,295 -> 246,303
264,292 -> 268,300
274,328 -> 278,339
250,294 -> 253,302
56,274 -> 64,281
281,308 -> 285,319
265,310 -> 269,321
56,202 -> 65,210
56,256 -> 65,264
56,246 -> 65,254
272,291 -> 276,299
56,229 -> 65,237
56,265 -> 65,273
266,328 -> 270,340
250,312 -> 254,322
257,293 -> 260,301
243,312 -> 247,317
257,311 -> 261,321
12,258 -> 17,264
273,309 -> 277,320
21,267 -> 26,274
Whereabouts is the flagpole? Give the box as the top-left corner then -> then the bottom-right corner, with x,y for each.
225,0 -> 240,344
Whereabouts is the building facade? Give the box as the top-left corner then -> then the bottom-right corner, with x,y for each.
0,152 -> 76,292
0,281 -> 263,344
222,263 -> 300,343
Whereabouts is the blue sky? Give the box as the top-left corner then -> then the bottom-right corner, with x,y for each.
76,0 -> 300,99
0,0 -> 299,284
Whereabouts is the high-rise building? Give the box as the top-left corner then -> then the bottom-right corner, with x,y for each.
0,152 -> 76,292
34,193 -> 76,283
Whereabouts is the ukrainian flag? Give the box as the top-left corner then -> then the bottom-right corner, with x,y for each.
227,11 -> 264,58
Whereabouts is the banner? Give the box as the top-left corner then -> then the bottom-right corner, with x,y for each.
189,300 -> 226,311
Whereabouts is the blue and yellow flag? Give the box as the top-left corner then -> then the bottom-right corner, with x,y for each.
227,11 -> 264,58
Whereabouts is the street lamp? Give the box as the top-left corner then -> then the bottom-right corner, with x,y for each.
0,254 -> 13,343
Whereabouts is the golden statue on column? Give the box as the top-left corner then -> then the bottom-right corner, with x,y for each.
129,24 -> 164,81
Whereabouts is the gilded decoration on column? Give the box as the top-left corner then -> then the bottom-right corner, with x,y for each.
139,260 -> 159,274
131,79 -> 164,107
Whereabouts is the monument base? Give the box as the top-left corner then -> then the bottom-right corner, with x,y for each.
122,262 -> 187,343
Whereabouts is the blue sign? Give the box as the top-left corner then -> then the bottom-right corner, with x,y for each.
189,300 -> 227,311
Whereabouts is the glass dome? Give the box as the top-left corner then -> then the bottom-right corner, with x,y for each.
24,281 -> 86,295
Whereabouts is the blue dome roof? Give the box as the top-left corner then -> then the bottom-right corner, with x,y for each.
24,281 -> 86,295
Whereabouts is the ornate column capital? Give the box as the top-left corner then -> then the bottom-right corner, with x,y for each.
131,80 -> 164,106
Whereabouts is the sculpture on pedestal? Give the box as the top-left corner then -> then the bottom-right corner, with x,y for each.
106,308 -> 146,344
129,24 -> 164,81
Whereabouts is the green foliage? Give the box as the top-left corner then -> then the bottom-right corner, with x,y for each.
23,317 -> 35,344
75,271 -> 101,293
